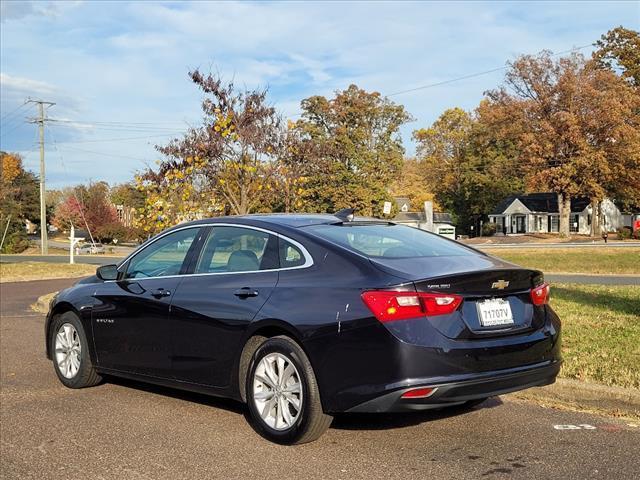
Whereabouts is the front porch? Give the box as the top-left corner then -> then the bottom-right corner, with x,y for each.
489,213 -> 561,234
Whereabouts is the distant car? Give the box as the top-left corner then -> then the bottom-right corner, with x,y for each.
75,243 -> 105,255
46,212 -> 561,444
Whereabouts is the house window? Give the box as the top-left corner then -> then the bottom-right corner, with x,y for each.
549,216 -> 559,233
570,214 -> 579,233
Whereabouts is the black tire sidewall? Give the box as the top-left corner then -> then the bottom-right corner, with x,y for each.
50,311 -> 93,388
246,338 -> 312,444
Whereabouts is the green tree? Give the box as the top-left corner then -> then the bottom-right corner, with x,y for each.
287,85 -> 412,216
412,108 -> 523,233
0,152 -> 39,253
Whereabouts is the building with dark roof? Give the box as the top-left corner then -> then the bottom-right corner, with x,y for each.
488,193 -> 623,235
392,197 -> 456,238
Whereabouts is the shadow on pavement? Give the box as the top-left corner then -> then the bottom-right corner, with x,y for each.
331,397 -> 503,431
103,375 -> 504,433
103,375 -> 246,415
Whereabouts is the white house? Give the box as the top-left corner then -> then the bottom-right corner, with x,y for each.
488,193 -> 623,235
393,197 -> 456,239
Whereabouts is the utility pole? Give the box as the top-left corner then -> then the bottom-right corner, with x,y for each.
27,99 -> 55,254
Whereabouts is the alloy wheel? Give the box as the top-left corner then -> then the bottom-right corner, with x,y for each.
55,323 -> 81,379
252,353 -> 303,431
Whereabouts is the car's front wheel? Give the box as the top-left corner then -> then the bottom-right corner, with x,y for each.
246,336 -> 332,444
50,311 -> 102,388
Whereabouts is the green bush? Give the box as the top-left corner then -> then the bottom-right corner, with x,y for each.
482,222 -> 497,237
617,227 -> 632,240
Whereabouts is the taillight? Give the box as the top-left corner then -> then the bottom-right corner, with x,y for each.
530,283 -> 550,306
401,387 -> 436,399
361,291 -> 462,323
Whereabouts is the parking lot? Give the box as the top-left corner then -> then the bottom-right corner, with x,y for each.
1,278 -> 638,479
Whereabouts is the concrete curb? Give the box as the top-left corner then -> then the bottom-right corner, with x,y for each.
32,292 -> 57,315
509,378 -> 640,417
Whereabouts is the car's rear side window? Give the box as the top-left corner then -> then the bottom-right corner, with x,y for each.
195,226 -> 278,273
279,238 -> 306,268
306,224 -> 472,258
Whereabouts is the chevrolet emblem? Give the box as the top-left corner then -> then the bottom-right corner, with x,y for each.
491,280 -> 510,290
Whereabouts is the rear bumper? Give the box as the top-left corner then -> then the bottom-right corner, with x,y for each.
346,359 -> 561,413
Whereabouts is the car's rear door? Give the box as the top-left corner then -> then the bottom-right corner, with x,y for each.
92,226 -> 205,377
169,225 -> 279,387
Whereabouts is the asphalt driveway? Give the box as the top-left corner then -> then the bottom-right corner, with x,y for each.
1,279 -> 638,479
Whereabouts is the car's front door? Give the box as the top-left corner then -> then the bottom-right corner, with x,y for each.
169,225 -> 280,386
92,226 -> 204,377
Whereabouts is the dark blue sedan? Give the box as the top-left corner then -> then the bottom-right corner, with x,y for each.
46,212 -> 561,444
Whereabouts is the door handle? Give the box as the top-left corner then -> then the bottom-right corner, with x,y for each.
151,288 -> 171,299
234,287 -> 259,298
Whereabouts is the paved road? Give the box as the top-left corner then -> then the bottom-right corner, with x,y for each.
1,279 -> 638,479
0,255 -> 119,265
473,241 -> 640,249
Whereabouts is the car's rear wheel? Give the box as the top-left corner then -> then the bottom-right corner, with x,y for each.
246,336 -> 332,444
50,311 -> 102,388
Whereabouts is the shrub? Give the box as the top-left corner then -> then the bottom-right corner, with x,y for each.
482,222 -> 497,237
617,227 -> 632,240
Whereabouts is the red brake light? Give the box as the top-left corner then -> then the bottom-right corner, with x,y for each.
361,291 -> 462,323
530,283 -> 550,306
401,387 -> 436,399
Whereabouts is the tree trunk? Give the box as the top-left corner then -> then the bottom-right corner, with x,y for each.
590,199 -> 600,237
558,193 -> 571,237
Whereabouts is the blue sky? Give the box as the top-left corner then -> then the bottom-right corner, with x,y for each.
1,0 -> 638,189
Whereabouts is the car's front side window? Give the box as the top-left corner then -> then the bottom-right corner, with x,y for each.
125,227 -> 200,279
195,226 -> 277,274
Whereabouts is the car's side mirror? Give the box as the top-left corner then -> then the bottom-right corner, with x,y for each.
96,264 -> 119,281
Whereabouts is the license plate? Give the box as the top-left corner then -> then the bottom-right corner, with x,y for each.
477,298 -> 514,327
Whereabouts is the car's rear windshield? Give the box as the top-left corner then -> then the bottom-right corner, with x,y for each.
305,223 -> 473,258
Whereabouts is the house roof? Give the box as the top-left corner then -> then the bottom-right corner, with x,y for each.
393,211 -> 455,225
491,193 -> 591,214
433,212 -> 455,224
394,212 -> 424,222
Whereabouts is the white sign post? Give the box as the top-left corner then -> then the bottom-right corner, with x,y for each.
68,224 -> 84,265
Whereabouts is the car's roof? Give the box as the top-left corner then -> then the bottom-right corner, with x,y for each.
177,213 -> 339,229
179,213 -> 392,229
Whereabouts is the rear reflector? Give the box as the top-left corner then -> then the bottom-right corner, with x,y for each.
401,387 -> 436,399
530,283 -> 550,306
361,291 -> 462,323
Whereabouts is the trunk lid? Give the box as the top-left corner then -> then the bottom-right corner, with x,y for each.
369,255 -> 545,340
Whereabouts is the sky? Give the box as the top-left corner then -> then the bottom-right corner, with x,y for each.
1,0 -> 638,189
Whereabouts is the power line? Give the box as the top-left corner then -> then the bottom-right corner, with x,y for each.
0,101 -> 29,123
54,144 -> 153,162
386,44 -> 594,97
49,132 -> 182,144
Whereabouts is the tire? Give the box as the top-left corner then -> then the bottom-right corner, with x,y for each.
245,335 -> 332,444
50,311 -> 102,388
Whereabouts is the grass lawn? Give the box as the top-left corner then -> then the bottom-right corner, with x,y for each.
550,283 -> 640,389
483,247 -> 640,275
0,262 -> 96,283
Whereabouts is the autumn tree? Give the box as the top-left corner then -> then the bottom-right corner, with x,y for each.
389,158 -> 438,213
593,26 -> 640,87
52,182 -> 120,241
0,152 -> 39,252
154,70 -> 284,218
286,85 -> 412,216
412,108 -> 523,233
484,51 -> 640,236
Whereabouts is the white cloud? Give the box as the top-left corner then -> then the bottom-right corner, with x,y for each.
2,0 -> 636,185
